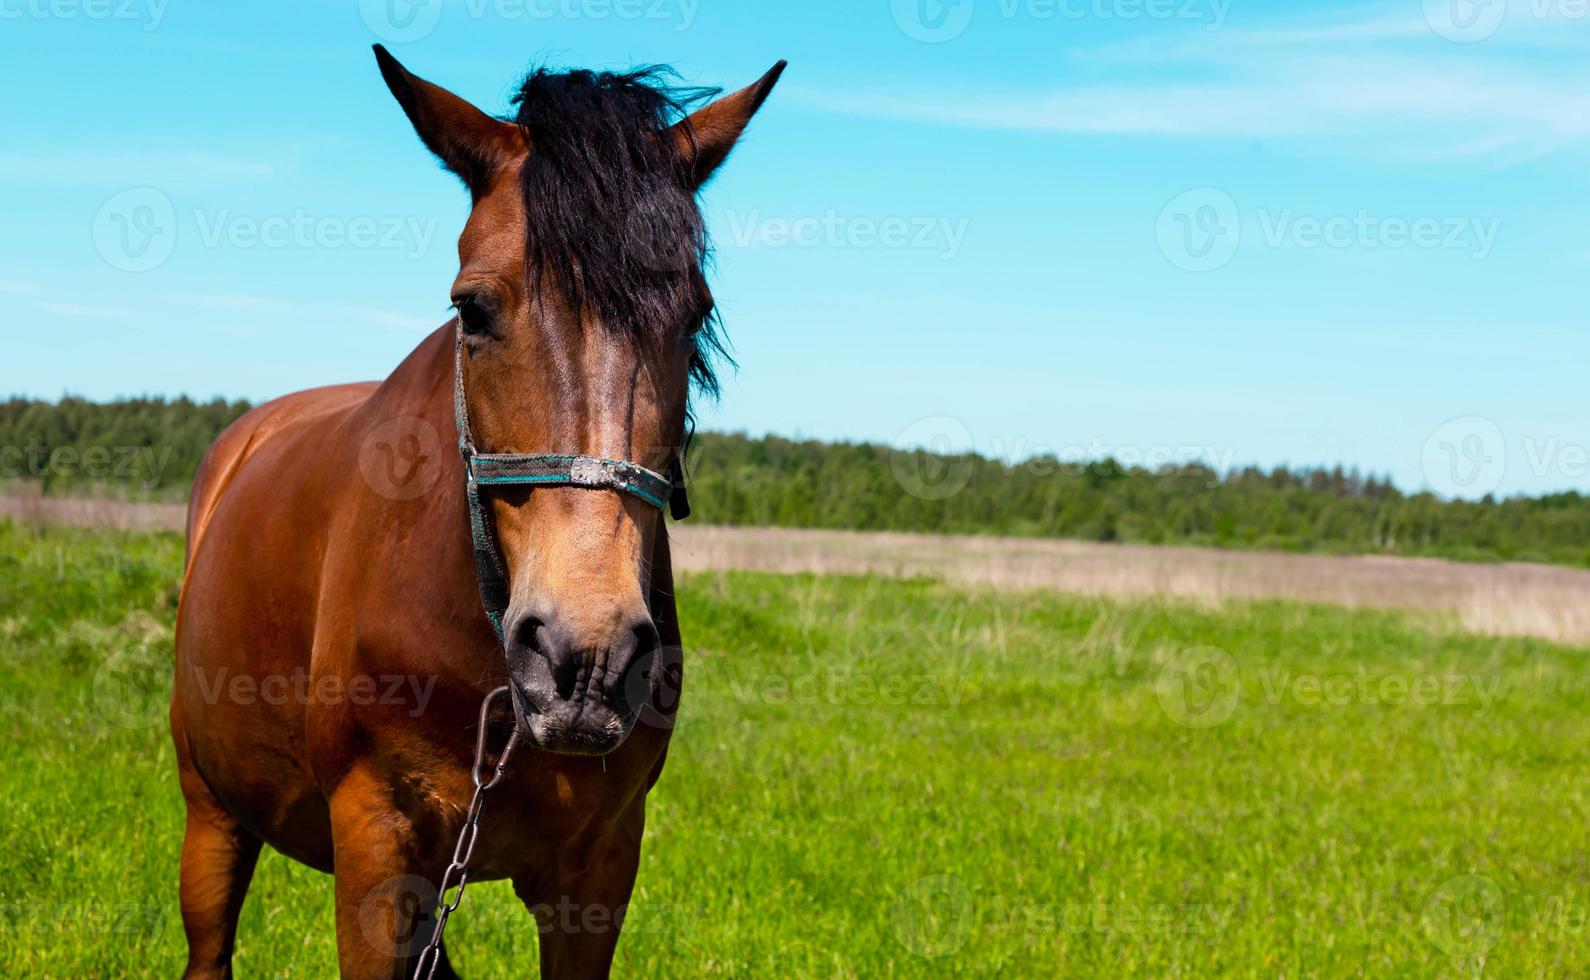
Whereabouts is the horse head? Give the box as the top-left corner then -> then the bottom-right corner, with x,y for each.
375,46 -> 784,755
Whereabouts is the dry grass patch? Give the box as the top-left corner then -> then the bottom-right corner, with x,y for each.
7,490 -> 1588,646
671,526 -> 1590,647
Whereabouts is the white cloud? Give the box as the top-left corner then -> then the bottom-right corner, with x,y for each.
179,293 -> 300,315
179,292 -> 438,332
798,6 -> 1590,162
1074,14 -> 1434,62
358,310 -> 442,332
33,301 -> 140,320
0,151 -> 280,186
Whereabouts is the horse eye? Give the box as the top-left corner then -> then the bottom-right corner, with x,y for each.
453,294 -> 496,338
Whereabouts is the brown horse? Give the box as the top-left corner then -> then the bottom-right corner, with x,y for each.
170,46 -> 783,978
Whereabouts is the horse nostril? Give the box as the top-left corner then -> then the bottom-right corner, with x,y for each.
506,613 -> 577,702
552,654 -> 578,702
633,621 -> 660,654
611,620 -> 662,711
511,615 -> 545,655
631,621 -> 661,673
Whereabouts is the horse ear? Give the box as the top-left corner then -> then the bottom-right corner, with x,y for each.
673,61 -> 787,189
373,44 -> 517,196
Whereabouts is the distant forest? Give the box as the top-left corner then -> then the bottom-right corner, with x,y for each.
4,396 -> 1588,567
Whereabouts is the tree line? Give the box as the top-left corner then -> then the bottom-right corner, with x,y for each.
4,397 -> 1587,567
0,396 -> 252,498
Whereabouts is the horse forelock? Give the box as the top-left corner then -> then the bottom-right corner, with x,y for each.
510,65 -> 730,409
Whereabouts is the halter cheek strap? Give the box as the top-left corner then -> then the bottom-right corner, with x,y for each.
453,328 -> 690,640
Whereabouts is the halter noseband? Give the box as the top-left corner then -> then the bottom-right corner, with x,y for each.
453,328 -> 690,640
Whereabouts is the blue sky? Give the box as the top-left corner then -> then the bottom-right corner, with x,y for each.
1,0 -> 1586,499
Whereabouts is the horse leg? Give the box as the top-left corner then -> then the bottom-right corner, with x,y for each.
328,769 -> 438,979
177,775 -> 262,980
516,818 -> 645,980
331,863 -> 464,980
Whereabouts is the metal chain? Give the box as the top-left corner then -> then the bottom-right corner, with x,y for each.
412,686 -> 522,980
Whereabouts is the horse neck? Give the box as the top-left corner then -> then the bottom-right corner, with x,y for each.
355,322 -> 469,521
373,322 -> 458,435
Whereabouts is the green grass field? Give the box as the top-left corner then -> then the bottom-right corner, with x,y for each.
2,521 -> 1587,976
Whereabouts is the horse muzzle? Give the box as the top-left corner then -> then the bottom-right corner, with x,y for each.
502,607 -> 660,756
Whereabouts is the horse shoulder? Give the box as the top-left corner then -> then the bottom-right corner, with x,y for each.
183,383 -> 379,572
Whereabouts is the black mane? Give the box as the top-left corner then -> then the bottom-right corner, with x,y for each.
511,66 -> 728,402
